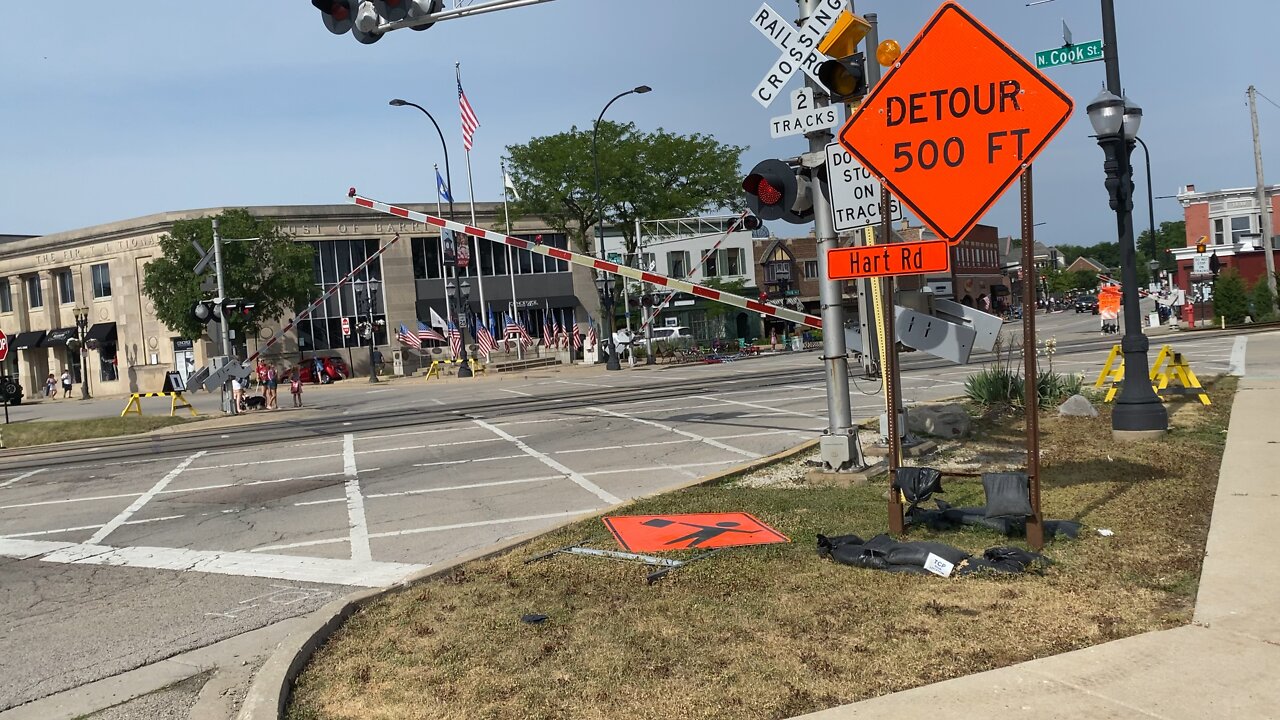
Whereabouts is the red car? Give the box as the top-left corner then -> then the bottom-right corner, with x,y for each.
299,356 -> 349,384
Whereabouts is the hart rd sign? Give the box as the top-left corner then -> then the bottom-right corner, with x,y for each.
827,239 -> 951,280
838,1 -> 1073,242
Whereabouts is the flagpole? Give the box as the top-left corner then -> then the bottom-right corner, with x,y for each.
457,62 -> 486,335
435,163 -> 453,326
501,158 -> 522,360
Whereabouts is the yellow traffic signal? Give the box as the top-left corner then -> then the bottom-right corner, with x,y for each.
817,12 -> 871,58
1196,236 -> 1207,253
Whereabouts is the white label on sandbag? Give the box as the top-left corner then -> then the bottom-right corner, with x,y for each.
924,553 -> 955,577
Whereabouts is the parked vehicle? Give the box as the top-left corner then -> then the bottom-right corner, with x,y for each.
1074,296 -> 1099,314
644,326 -> 693,348
299,356 -> 349,384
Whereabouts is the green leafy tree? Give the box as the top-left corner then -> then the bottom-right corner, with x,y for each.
505,121 -> 745,259
702,277 -> 749,337
1211,268 -> 1248,324
1249,276 -> 1277,321
142,209 -> 315,342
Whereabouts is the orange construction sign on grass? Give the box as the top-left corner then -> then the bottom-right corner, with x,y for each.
827,239 -> 951,280
603,513 -> 790,553
837,1 -> 1073,242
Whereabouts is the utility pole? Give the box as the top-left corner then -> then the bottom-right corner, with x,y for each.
801,0 -> 864,472
1249,85 -> 1278,303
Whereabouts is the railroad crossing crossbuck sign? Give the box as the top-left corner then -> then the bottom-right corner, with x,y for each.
838,1 -> 1073,242
749,0 -> 844,108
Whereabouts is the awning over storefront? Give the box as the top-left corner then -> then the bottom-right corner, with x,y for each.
12,330 -> 46,349
86,322 -> 117,343
42,328 -> 79,347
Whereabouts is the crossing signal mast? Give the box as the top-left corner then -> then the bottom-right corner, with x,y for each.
309,0 -> 552,43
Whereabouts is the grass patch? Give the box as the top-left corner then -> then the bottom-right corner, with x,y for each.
1,415 -> 198,448
287,379 -> 1237,720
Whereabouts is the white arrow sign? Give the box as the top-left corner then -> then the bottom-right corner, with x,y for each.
771,87 -> 839,138
825,141 -> 905,232
749,0 -> 843,108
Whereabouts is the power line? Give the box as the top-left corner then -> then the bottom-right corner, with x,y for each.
1254,88 -> 1280,112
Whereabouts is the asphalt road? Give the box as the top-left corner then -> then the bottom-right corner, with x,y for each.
0,314 -> 1250,711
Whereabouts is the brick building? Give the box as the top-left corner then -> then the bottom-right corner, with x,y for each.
1172,183 -> 1280,294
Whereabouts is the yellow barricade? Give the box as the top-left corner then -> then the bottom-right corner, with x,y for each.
1093,344 -> 1209,406
424,358 -> 486,380
121,392 -> 198,417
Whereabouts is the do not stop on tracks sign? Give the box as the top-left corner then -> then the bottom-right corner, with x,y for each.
838,1 -> 1073,243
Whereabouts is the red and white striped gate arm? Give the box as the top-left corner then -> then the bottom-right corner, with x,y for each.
245,233 -> 403,364
347,189 -> 823,330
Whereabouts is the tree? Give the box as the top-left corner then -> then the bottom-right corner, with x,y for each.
142,209 -> 315,343
1249,275 -> 1277,320
1211,268 -> 1248,324
505,121 -> 745,260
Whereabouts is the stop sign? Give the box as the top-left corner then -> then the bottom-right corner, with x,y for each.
0,329 -> 8,362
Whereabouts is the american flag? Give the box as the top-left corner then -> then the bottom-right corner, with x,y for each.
542,314 -> 554,348
504,313 -> 533,347
475,322 -> 498,360
459,79 -> 479,152
571,323 -> 582,350
418,321 -> 446,344
586,320 -> 598,350
397,323 -> 421,349
447,320 -> 463,360
554,317 -> 568,348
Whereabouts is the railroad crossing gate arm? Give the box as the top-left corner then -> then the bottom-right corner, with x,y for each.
346,190 -> 822,330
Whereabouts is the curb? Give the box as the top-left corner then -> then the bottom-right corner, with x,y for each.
237,435 -> 825,720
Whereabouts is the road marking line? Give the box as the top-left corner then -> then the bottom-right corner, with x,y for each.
412,454 -> 528,468
190,453 -> 343,472
581,460 -> 737,477
358,426 -> 469,442
293,476 -> 562,506
430,398 -> 445,405
591,407 -> 760,458
1228,336 -> 1248,376
343,434 -> 371,563
554,439 -> 695,455
694,395 -> 821,419
365,389 -> 392,394
253,509 -> 599,552
708,429 -> 813,440
498,388 -> 533,397
491,418 -> 561,426
0,539 -> 425,588
87,452 -> 205,545
356,438 -> 502,456
0,468 -> 46,490
470,418 -> 621,505
0,471 -> 356,511
0,514 -> 186,539
554,380 -> 615,388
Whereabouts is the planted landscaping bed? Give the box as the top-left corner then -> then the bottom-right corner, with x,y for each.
287,378 -> 1236,720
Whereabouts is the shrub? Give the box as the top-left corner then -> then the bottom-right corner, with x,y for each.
965,368 -> 1083,408
1212,268 -> 1248,324
1249,276 -> 1277,321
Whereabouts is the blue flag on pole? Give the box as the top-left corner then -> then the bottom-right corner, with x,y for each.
436,169 -> 453,203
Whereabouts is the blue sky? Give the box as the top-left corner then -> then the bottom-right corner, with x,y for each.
3,0 -> 1277,249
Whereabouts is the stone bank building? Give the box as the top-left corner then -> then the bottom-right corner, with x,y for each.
0,202 -> 584,397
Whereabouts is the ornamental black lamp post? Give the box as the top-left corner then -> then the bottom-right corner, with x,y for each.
594,273 -> 618,369
445,276 -> 473,378
1087,85 -> 1168,439
71,305 -> 91,399
592,85 -> 650,372
355,280 -> 382,383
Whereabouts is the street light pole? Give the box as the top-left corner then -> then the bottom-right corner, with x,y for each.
357,281 -> 381,383
592,85 -> 651,372
1132,136 -> 1160,283
447,277 -> 473,377
1090,0 -> 1167,439
73,306 -> 90,399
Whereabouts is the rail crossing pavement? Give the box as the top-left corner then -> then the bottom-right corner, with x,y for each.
0,330 -> 1249,711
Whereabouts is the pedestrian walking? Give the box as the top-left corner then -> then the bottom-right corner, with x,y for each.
289,370 -> 303,407
60,370 -> 72,398
44,373 -> 56,398
265,364 -> 279,410
230,376 -> 246,412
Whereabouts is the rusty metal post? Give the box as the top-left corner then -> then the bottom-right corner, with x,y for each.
1021,167 -> 1045,551
882,187 -> 904,534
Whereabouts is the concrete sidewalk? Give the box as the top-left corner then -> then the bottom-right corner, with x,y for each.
797,330 -> 1280,720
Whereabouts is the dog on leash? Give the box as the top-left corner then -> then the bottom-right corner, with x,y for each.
243,395 -> 267,411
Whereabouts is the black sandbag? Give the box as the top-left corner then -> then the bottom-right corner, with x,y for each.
816,533 -> 865,559
892,467 -> 944,510
983,546 -> 1050,572
908,500 -> 1083,541
982,472 -> 1033,518
883,541 -> 970,567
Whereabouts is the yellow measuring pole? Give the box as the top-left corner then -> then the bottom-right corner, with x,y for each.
863,226 -> 889,381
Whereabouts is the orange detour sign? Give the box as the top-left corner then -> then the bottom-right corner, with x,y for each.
827,239 -> 951,280
837,1 -> 1073,242
603,513 -> 789,553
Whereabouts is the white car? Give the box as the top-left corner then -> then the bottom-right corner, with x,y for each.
644,326 -> 693,348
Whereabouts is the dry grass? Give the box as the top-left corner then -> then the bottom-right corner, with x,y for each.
0,415 -> 198,448
287,378 -> 1236,720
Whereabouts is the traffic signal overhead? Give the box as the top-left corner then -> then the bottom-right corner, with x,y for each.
742,159 -> 814,225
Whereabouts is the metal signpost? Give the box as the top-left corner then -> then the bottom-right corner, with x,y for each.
837,1 -> 1074,549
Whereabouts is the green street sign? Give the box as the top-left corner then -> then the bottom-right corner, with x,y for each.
1035,40 -> 1103,69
